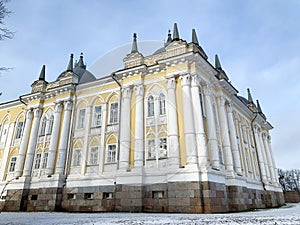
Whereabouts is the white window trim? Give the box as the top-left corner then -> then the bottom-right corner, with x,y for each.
106,144 -> 117,163
108,102 -> 119,125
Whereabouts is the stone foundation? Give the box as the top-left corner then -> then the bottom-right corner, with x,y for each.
1,181 -> 285,213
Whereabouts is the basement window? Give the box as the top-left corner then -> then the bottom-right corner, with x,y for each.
152,191 -> 164,199
67,193 -> 76,200
103,192 -> 113,199
31,195 -> 38,200
84,193 -> 94,200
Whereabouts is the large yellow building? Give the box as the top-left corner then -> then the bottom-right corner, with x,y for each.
0,24 -> 284,213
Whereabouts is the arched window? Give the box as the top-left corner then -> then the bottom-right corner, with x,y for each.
47,115 -> 54,134
147,95 -> 154,117
159,93 -> 166,115
40,117 -> 47,136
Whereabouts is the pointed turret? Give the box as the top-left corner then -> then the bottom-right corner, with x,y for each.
172,23 -> 180,41
215,54 -> 228,80
247,88 -> 254,104
39,65 -> 46,81
166,29 -> 172,44
256,100 -> 262,113
67,53 -> 74,72
192,29 -> 199,45
76,52 -> 86,69
131,33 -> 138,53
215,54 -> 222,70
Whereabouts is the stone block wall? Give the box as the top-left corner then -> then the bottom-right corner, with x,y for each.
284,190 -> 300,203
1,181 -> 285,213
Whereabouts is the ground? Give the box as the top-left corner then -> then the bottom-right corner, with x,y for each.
0,203 -> 300,225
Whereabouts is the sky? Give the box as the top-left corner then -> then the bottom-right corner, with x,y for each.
0,0 -> 299,170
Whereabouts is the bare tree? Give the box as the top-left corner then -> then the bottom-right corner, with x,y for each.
0,0 -> 13,75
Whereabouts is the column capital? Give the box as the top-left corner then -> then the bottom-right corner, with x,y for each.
134,84 -> 144,96
122,86 -> 132,99
55,102 -> 63,113
225,101 -> 233,113
26,109 -> 33,120
203,84 -> 212,96
166,77 -> 176,89
179,74 -> 191,87
262,131 -> 268,139
33,108 -> 42,118
217,95 -> 226,106
191,74 -> 200,87
267,135 -> 272,142
64,100 -> 72,111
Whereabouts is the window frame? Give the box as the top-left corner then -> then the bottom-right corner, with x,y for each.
89,146 -> 99,165
72,149 -> 82,167
34,153 -> 42,169
106,144 -> 116,163
158,93 -> 166,115
147,95 -> 155,117
39,117 -> 47,136
77,109 -> 86,129
147,139 -> 156,160
109,102 -> 119,124
15,121 -> 24,139
47,115 -> 54,135
92,105 -> 102,127
8,156 -> 17,172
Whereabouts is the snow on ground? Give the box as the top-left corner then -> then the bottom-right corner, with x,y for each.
1,203 -> 300,225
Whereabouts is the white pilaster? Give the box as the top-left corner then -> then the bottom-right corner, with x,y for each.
14,110 -> 33,178
226,103 -> 242,175
203,84 -> 219,169
118,86 -> 132,171
99,103 -> 107,174
190,75 -> 208,169
0,122 -> 15,180
253,125 -> 267,182
180,74 -> 198,165
23,108 -> 42,177
258,130 -> 270,181
81,105 -> 92,175
263,132 -> 275,182
134,84 -> 144,168
166,77 -> 180,168
46,103 -> 62,176
217,96 -> 234,175
55,101 -> 72,174
267,135 -> 279,183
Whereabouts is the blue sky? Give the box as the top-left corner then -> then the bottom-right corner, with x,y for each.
0,0 -> 299,169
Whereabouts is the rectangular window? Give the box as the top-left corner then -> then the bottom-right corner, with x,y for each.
31,195 -> 38,200
67,193 -> 76,200
109,103 -> 118,124
92,106 -> 102,127
42,153 -> 48,169
152,191 -> 164,199
34,153 -> 42,169
8,156 -> 17,172
106,144 -> 116,163
72,149 -> 82,166
77,109 -> 86,129
147,139 -> 155,159
103,192 -> 113,199
84,193 -> 94,200
159,138 -> 167,158
0,124 -> 9,144
15,121 -> 24,139
89,146 -> 98,165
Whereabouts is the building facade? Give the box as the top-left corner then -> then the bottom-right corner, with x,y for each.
0,24 -> 284,213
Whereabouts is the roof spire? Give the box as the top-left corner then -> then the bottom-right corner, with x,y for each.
247,88 -> 254,104
256,100 -> 262,113
215,54 -> 222,70
131,33 -> 138,53
67,53 -> 74,72
76,52 -> 86,69
172,23 -> 180,41
39,65 -> 46,81
166,29 -> 172,44
192,29 -> 199,45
